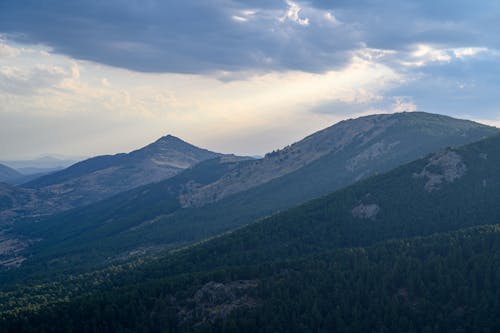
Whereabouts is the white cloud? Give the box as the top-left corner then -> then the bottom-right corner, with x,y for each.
401,44 -> 490,67
324,12 -> 339,24
406,44 -> 452,66
0,64 -> 68,95
358,47 -> 397,61
101,78 -> 110,87
392,96 -> 417,113
453,47 -> 488,59
232,9 -> 256,23
0,40 -> 20,58
232,15 -> 248,22
70,63 -> 80,79
280,1 -> 309,26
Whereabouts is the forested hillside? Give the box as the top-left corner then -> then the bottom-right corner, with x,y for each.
2,225 -> 498,332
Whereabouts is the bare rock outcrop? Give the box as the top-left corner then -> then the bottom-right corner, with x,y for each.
352,203 -> 380,219
413,150 -> 467,192
179,280 -> 259,326
346,141 -> 400,172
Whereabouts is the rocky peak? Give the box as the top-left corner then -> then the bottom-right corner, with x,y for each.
131,135 -> 220,169
155,134 -> 187,145
141,135 -> 195,152
136,135 -> 215,156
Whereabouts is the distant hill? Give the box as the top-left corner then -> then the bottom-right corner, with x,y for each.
0,135 -> 222,223
0,157 -> 73,185
7,112 -> 499,273
0,156 -> 79,174
2,132 -> 500,332
16,167 -> 63,176
0,164 -> 22,184
24,135 -> 221,200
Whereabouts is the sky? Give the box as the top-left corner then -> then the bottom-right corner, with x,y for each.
1,0 -> 500,159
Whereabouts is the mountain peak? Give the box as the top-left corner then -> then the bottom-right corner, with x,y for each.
149,134 -> 196,148
158,134 -> 182,142
144,135 -> 212,155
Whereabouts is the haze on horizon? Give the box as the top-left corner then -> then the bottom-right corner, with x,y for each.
1,1 -> 500,159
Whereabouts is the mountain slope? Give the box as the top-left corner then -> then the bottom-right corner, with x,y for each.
3,128 -> 500,330
3,225 -> 497,332
0,164 -> 22,184
100,132 -> 500,282
7,112 -> 499,273
180,112 -> 499,207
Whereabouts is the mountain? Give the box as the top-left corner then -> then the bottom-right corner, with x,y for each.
0,135 -> 222,223
0,156 -> 80,173
0,164 -> 63,186
0,164 -> 22,184
0,156 -> 72,185
24,135 -> 220,194
0,165 -> 60,186
16,167 -> 63,176
179,111 -> 499,208
2,132 -> 500,332
5,112 -> 499,274
0,183 -> 46,219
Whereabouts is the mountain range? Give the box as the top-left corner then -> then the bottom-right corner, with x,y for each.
1,114 -> 499,332
0,156 -> 84,185
0,155 -> 80,171
2,111 -> 498,275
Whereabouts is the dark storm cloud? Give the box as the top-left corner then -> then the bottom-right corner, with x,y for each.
1,0 -> 500,76
0,0 -> 356,73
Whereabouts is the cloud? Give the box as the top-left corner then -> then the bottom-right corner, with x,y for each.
3,1 -> 500,75
0,39 -> 20,57
386,49 -> 500,120
0,1 -> 377,74
398,44 -> 489,67
280,1 -> 309,26
391,96 -> 417,113
2,1 -> 500,158
0,65 -> 67,95
1,0 -> 498,79
0,41 -> 404,158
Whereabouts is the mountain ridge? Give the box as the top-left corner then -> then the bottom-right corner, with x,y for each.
2,131 -> 500,331
180,111 -> 498,207
5,111 -> 499,274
